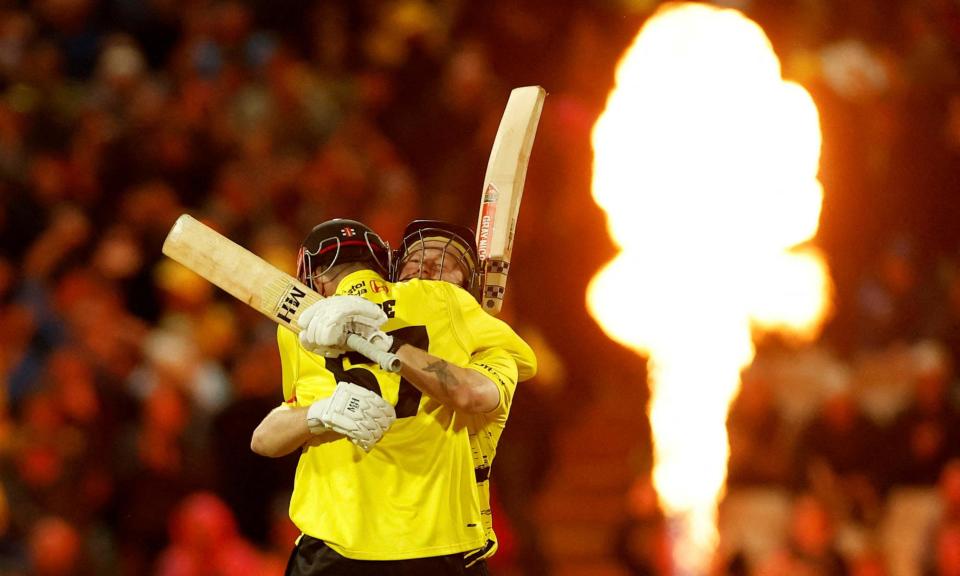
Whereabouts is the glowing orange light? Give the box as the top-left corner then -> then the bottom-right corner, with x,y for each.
587,3 -> 833,573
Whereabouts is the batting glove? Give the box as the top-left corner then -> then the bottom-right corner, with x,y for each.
297,295 -> 392,357
306,382 -> 396,451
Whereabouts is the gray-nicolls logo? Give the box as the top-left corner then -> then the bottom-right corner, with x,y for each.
477,184 -> 498,260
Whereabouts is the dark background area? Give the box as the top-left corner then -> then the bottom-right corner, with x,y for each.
1,0 -> 960,574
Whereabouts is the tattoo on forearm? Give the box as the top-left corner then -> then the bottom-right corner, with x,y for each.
423,359 -> 457,391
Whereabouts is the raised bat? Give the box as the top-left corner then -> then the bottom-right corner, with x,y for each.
475,85 -> 546,315
162,214 -> 401,372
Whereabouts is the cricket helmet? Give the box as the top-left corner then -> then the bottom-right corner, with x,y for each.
395,220 -> 480,299
296,218 -> 391,289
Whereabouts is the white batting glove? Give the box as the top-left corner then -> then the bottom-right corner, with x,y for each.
306,382 -> 396,451
296,295 -> 392,357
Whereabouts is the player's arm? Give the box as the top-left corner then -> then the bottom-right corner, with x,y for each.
251,404 -> 313,458
294,297 -> 506,413
256,326 -> 313,457
251,382 -> 397,456
392,343 -> 502,414
390,283 -> 531,414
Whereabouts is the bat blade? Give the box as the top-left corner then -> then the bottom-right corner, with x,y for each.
162,214 -> 319,327
476,85 -> 546,315
162,214 -> 400,372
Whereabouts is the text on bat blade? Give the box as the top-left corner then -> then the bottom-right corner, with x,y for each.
276,285 -> 307,323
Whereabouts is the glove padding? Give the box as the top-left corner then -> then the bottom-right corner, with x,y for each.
296,295 -> 392,358
306,382 -> 396,451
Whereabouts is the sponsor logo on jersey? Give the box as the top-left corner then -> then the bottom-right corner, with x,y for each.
345,280 -> 368,296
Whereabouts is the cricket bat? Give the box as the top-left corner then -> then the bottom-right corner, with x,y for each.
162,214 -> 401,372
475,85 -> 546,315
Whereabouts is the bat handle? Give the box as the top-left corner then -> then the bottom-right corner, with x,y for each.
347,334 -> 402,373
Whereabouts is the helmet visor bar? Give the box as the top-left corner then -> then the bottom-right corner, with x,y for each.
397,229 -> 478,291
297,231 -> 390,289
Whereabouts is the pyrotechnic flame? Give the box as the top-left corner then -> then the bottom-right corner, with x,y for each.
587,3 -> 832,574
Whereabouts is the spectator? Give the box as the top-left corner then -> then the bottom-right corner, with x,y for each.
155,491 -> 266,576
211,338 -> 295,545
7,390 -> 79,523
757,492 -> 849,576
792,370 -> 885,528
917,459 -> 960,574
854,236 -> 927,350
925,519 -> 960,576
886,341 -> 960,486
613,474 -> 672,576
0,480 -> 27,574
727,367 -> 795,487
938,459 -> 960,523
114,384 -> 200,574
849,546 -> 889,576
27,516 -> 87,576
490,322 -> 563,576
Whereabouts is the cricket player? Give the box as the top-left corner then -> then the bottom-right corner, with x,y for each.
251,218 -> 536,576
393,220 -> 482,297
391,219 -> 531,567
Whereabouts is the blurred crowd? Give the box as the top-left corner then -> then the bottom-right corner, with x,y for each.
0,0 -> 621,574
1,0 -> 960,575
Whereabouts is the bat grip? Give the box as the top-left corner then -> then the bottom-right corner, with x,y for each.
347,334 -> 402,373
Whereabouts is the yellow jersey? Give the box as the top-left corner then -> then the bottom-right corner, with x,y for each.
278,270 -> 537,560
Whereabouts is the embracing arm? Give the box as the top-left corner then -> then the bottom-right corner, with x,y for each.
393,343 -> 501,414
250,405 -> 314,457
251,382 -> 397,456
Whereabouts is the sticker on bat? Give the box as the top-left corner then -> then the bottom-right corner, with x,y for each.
275,284 -> 307,324
477,183 -> 499,260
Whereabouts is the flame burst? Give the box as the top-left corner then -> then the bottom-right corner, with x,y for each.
587,3 -> 832,574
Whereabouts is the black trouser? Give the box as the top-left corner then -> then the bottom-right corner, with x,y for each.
285,535 -> 490,576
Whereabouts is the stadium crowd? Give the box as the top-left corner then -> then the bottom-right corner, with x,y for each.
0,0 -> 958,575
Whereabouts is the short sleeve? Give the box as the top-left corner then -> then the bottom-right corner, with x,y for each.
445,284 -> 538,382
277,326 -> 299,404
466,347 -> 519,418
